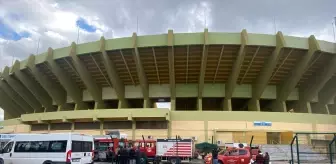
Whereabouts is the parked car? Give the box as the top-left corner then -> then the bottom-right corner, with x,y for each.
204,147 -> 252,164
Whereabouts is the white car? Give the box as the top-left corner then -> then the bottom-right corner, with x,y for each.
0,133 -> 94,164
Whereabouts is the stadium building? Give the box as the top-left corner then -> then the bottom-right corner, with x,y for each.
0,29 -> 335,145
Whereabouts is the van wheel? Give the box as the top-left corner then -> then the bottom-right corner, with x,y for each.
0,159 -> 3,164
42,160 -> 52,164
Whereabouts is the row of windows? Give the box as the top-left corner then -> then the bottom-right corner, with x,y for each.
31,121 -> 168,131
14,141 -> 67,152
2,141 -> 93,153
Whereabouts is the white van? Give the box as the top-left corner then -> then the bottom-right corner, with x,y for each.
0,133 -> 94,164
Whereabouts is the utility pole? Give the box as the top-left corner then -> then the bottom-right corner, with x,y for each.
273,16 -> 277,34
333,17 -> 336,42
136,15 -> 139,34
36,38 -> 40,55
77,26 -> 80,44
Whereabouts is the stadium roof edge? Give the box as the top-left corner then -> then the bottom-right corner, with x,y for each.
7,30 -> 334,71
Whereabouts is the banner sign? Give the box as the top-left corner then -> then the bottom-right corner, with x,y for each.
253,121 -> 272,127
0,134 -> 16,140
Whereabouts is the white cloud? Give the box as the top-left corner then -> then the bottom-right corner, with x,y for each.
45,31 -> 68,42
48,11 -> 79,32
0,0 -> 335,121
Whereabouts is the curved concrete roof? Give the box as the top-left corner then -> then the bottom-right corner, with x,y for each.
0,29 -> 336,121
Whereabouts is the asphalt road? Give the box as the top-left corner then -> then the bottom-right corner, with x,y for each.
94,159 -> 204,164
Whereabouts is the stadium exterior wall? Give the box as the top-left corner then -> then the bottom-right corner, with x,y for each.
0,110 -> 335,144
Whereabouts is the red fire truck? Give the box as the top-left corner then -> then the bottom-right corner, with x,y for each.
93,132 -> 128,162
133,139 -> 157,161
155,138 -> 194,164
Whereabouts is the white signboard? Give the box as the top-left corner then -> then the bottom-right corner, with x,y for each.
0,134 -> 16,140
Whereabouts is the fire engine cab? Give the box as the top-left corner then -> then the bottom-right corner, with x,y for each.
93,131 -> 128,162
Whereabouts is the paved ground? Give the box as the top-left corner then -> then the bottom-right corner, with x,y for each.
94,159 -> 204,164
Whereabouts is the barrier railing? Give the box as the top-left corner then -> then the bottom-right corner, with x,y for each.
290,132 -> 336,164
330,135 -> 336,164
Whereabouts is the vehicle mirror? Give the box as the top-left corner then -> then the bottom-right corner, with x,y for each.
0,149 -> 3,154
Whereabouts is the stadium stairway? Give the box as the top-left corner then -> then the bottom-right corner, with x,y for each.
260,144 -> 328,162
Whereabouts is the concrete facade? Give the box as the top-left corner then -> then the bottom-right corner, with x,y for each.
0,29 -> 336,144
1,110 -> 335,144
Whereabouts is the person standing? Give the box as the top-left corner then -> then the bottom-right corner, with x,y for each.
255,150 -> 264,164
135,146 -> 141,164
129,145 -> 136,164
211,148 -> 218,164
263,152 -> 270,164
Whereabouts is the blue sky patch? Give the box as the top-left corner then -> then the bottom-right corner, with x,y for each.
0,19 -> 31,41
76,17 -> 96,33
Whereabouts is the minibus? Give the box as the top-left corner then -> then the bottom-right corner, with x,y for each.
0,133 -> 94,164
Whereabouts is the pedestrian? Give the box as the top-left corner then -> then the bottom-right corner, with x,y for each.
129,145 -> 136,164
264,152 -> 270,164
135,146 -> 141,164
255,150 -> 264,164
211,148 -> 218,164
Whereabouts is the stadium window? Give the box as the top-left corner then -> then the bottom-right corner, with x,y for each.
31,124 -> 48,131
136,121 -> 168,129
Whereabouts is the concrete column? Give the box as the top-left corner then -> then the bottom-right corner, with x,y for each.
311,103 -> 330,114
197,98 -> 202,111
94,101 -> 104,109
143,99 -> 151,108
132,120 -> 136,140
248,99 -> 260,111
297,102 -> 312,113
204,121 -> 208,142
47,123 -> 51,133
118,100 -> 128,109
271,101 -> 287,112
100,121 -> 104,135
325,105 -> 330,115
170,99 -> 176,111
3,112 -> 12,120
223,99 -> 232,111
167,121 -> 172,139
71,122 -> 75,132
27,125 -> 31,133
329,104 -> 336,114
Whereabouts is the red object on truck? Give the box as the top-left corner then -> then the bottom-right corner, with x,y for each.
155,139 -> 194,163
133,139 -> 157,160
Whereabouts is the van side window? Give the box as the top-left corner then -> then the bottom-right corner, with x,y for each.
14,141 -> 30,152
49,141 -> 67,152
2,142 -> 13,153
14,141 -> 67,152
72,141 -> 82,152
72,141 -> 93,152
83,142 -> 92,152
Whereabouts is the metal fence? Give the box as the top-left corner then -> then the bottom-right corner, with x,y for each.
290,132 -> 336,164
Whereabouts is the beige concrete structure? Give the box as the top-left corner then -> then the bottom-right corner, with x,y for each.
0,29 -> 336,144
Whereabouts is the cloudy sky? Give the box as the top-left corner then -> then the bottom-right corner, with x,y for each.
0,0 -> 335,120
